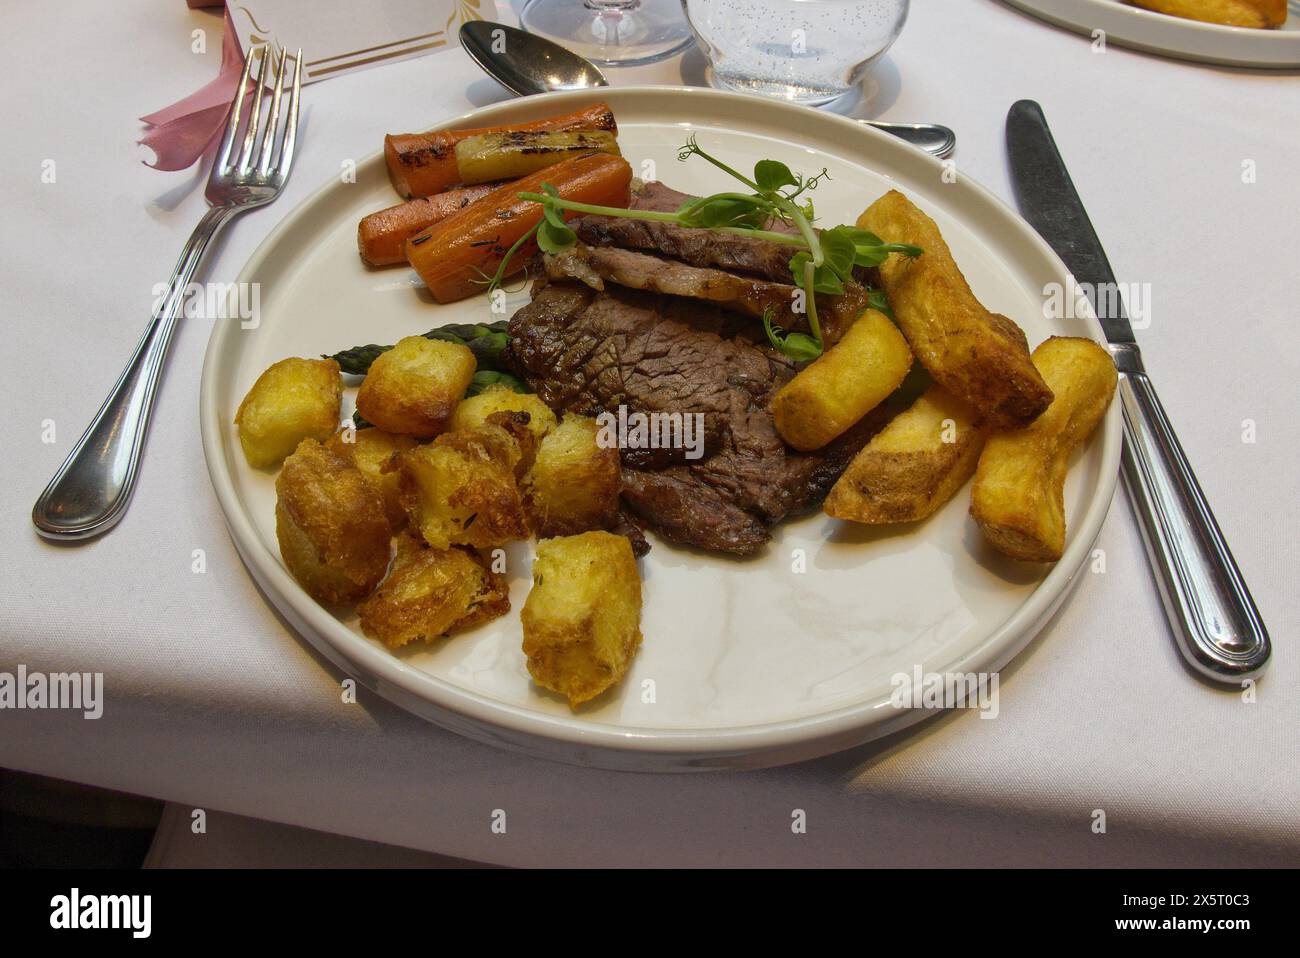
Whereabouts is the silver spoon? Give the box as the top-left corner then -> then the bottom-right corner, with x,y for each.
460,21 -> 956,159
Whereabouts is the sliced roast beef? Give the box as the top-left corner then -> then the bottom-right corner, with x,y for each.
507,282 -> 892,555
544,243 -> 797,319
542,242 -> 870,345
619,468 -> 770,556
574,181 -> 879,337
576,182 -> 799,283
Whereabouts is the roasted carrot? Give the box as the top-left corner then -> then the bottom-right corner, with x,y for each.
384,102 -> 617,198
405,152 -> 632,304
357,182 -> 505,267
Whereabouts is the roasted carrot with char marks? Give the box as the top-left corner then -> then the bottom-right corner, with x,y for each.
384,102 -> 617,199
358,182 -> 505,267
406,152 -> 632,304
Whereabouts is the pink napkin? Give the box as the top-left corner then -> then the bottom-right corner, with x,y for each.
139,8 -> 246,171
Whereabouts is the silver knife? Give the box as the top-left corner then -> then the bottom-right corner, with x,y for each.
1005,100 -> 1269,685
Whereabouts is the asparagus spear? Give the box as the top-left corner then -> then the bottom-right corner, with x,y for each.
465,370 -> 528,396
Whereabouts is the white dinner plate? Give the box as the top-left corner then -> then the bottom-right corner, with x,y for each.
1003,0 -> 1300,67
200,86 -> 1121,771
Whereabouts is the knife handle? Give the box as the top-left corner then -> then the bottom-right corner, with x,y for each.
1113,348 -> 1270,683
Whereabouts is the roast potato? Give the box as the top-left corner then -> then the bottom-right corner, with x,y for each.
1129,0 -> 1286,28
522,414 -> 622,538
275,439 -> 391,605
970,337 -> 1117,561
235,357 -> 342,468
396,421 -> 529,551
354,335 -> 475,438
521,531 -> 642,708
357,533 -> 509,649
825,384 -> 990,524
448,385 -> 558,450
772,309 -> 914,451
325,427 -> 417,531
857,191 -> 1053,430
481,409 -> 541,478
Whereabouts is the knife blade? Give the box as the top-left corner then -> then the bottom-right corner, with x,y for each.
1005,99 -> 1270,684
1006,103 -> 1134,346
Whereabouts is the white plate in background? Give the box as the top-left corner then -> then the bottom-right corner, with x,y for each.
1004,0 -> 1300,67
200,87 -> 1121,771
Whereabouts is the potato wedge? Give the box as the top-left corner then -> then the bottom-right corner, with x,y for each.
857,191 -> 1053,430
355,335 -> 476,438
521,532 -> 642,708
970,337 -> 1117,561
772,309 -> 913,451
325,427 -> 417,531
825,384 -> 989,524
235,357 -> 342,468
454,130 -> 621,185
522,415 -> 622,538
1129,0 -> 1285,28
396,422 -> 529,551
448,384 -> 558,449
275,439 -> 391,605
357,533 -> 509,649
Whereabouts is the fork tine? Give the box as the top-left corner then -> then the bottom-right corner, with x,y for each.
215,45 -> 259,173
236,46 -> 270,173
275,49 -> 303,178
256,48 -> 288,177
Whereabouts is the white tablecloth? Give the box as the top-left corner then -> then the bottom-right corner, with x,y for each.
2,0 -> 1298,866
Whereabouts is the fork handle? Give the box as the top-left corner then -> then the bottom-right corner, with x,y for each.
32,206 -> 234,540
1113,345 -> 1271,683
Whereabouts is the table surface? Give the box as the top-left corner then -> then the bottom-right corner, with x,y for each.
3,0 -> 1298,866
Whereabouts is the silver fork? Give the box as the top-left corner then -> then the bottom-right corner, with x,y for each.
32,45 -> 302,541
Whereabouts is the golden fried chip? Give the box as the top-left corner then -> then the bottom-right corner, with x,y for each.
857,191 -> 1053,429
825,384 -> 989,524
970,337 -> 1117,561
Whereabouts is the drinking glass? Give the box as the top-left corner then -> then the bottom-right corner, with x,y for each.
520,0 -> 697,65
682,0 -> 910,105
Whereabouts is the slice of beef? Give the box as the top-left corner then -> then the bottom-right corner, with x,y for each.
506,281 -> 773,467
620,403 -> 894,555
545,243 -> 797,319
576,182 -> 799,283
577,181 -> 881,291
543,242 -> 870,345
575,181 -> 880,339
507,282 -> 891,555
619,469 -> 770,556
